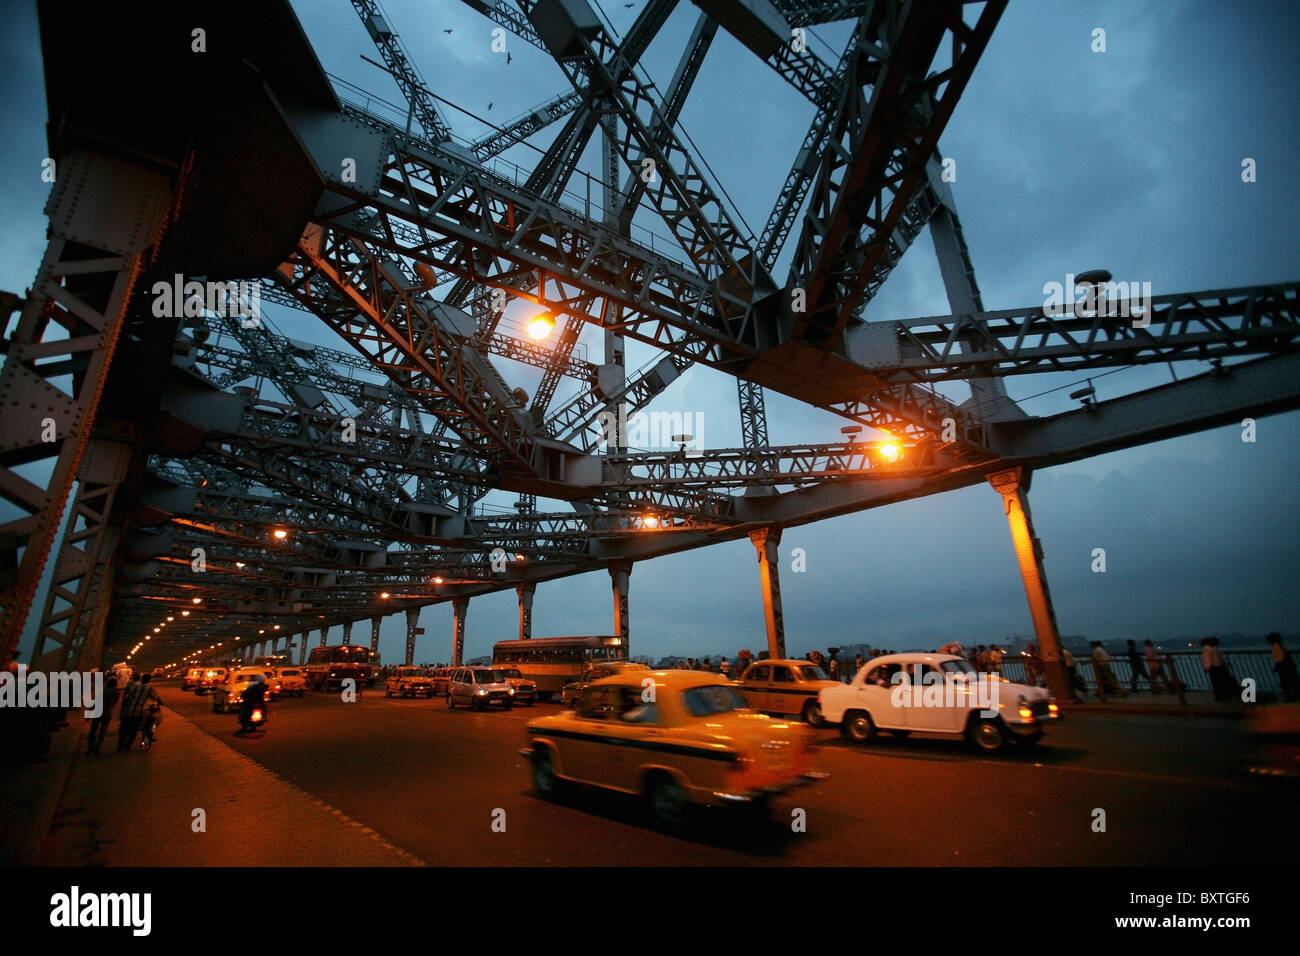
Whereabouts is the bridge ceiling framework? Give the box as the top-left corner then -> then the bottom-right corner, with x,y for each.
2,0 -> 1296,672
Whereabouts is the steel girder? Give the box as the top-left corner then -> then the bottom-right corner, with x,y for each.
470,90 -> 586,159
850,283 -> 1300,383
277,227 -> 543,473
522,0 -> 775,321
787,0 -> 1006,346
350,0 -> 453,143
0,150 -> 173,662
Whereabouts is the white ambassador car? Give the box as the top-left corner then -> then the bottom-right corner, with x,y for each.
819,653 -> 1059,753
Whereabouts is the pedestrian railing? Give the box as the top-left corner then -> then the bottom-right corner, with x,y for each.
994,649 -> 1287,704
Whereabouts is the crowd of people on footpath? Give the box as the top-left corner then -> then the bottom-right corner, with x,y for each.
674,633 -> 1300,705
85,671 -> 162,755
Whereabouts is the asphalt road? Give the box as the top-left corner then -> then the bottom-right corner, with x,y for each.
161,682 -> 1291,865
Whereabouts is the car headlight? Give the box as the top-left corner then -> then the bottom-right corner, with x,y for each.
476,688 -> 488,696
508,687 -> 515,695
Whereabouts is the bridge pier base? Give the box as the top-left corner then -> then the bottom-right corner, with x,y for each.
517,584 -> 534,640
988,467 -> 1070,701
404,607 -> 419,666
749,527 -> 786,660
608,562 -> 631,655
370,616 -> 381,656
452,597 -> 468,666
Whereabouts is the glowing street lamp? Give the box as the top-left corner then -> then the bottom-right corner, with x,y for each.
272,528 -> 288,541
526,311 -> 555,340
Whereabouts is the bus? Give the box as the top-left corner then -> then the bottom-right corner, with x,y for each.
305,644 -> 376,691
492,636 -> 627,700
253,654 -> 290,669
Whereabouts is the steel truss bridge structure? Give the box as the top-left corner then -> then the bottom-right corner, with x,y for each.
3,0 -> 1297,701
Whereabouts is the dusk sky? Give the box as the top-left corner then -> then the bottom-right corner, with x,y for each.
3,1 -> 1298,666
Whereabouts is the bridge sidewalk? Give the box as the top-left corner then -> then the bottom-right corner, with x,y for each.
17,707 -> 423,866
1059,688 -> 1251,718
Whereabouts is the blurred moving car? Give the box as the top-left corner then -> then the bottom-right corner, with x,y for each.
182,667 -> 205,691
430,667 -> 455,697
560,660 -> 650,708
195,667 -> 228,695
522,670 -> 826,828
1246,703 -> 1300,779
260,670 -> 283,701
274,667 -> 307,697
497,667 -> 537,706
735,659 -> 839,727
386,666 -> 436,698
819,653 -> 1059,754
212,668 -> 275,714
447,666 -> 515,710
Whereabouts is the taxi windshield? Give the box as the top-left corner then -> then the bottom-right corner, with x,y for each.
499,668 -> 522,678
941,659 -> 977,676
681,685 -> 750,717
796,665 -> 828,681
400,668 -> 424,677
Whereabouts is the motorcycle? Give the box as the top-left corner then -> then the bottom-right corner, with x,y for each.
237,699 -> 269,735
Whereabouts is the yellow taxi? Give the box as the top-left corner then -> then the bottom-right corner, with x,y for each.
274,666 -> 307,697
521,670 -> 826,828
735,659 -> 842,727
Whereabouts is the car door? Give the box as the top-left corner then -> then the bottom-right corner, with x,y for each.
769,665 -> 797,715
904,662 -> 952,732
740,664 -> 770,711
564,686 -> 620,784
858,662 -> 905,729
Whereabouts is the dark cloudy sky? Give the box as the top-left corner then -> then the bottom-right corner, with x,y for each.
3,1 -> 1298,666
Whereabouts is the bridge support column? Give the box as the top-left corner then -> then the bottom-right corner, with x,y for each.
318,626 -> 327,647
452,597 -> 469,666
370,617 -> 382,655
404,607 -> 419,666
749,527 -> 786,660
516,584 -> 534,641
988,467 -> 1069,701
608,562 -> 631,654
299,632 -> 310,665
343,619 -> 354,645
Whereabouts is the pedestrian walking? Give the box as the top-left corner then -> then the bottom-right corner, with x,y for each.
1266,632 -> 1299,702
87,675 -> 119,755
1143,640 -> 1169,695
1091,642 -> 1124,697
828,657 -> 840,681
719,657 -> 730,678
1126,640 -> 1146,693
1202,637 -> 1233,701
1062,647 -> 1084,701
117,673 -> 161,751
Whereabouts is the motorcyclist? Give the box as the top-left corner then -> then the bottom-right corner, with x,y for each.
238,672 -> 268,731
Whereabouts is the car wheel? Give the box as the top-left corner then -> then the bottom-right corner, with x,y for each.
212,698 -> 220,713
842,710 -> 877,743
385,686 -> 393,697
801,700 -> 825,728
968,717 -> 1008,754
646,775 -> 688,830
504,700 -> 513,710
525,699 -> 534,707
447,693 -> 455,709
886,729 -> 911,738
532,748 -> 560,798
